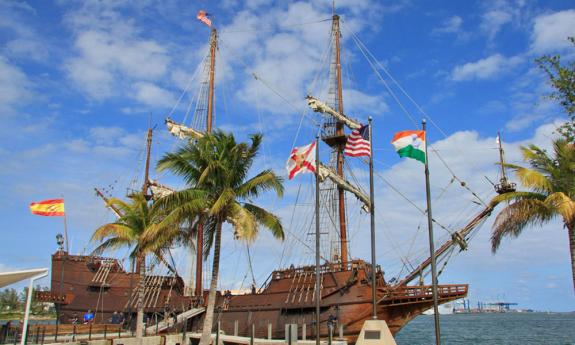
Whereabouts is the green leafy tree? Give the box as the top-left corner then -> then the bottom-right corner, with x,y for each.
90,192 -> 180,342
156,130 -> 284,345
20,285 -> 49,314
536,37 -> 575,142
490,139 -> 575,291
0,288 -> 21,312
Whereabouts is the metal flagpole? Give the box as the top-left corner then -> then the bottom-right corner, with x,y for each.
368,118 -> 377,319
423,119 -> 441,345
315,137 -> 321,345
62,196 -> 69,253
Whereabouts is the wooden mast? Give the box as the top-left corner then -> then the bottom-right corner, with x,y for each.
196,27 -> 217,297
495,132 -> 516,194
206,28 -> 217,133
333,14 -> 349,265
134,128 -> 153,273
142,128 -> 153,197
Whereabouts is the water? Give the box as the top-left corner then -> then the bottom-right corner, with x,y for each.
395,313 -> 575,345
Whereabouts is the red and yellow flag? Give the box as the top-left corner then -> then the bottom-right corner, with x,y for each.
29,199 -> 65,216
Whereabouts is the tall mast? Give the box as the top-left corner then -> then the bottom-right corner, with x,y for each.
135,127 -> 153,274
206,28 -> 217,133
495,132 -> 516,195
196,27 -> 217,297
331,14 -> 349,265
142,128 -> 153,197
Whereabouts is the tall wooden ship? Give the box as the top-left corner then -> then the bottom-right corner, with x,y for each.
37,9 -> 508,342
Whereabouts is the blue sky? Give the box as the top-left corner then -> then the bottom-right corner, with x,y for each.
1,0 -> 575,312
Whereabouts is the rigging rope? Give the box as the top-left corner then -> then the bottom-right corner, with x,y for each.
343,22 -> 487,208
220,18 -> 332,34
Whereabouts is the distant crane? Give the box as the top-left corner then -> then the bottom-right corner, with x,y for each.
487,302 -> 518,312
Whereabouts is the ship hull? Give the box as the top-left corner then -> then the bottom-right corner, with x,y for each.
38,253 -> 467,342
196,261 -> 466,340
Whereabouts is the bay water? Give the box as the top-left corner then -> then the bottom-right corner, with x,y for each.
395,312 -> 575,344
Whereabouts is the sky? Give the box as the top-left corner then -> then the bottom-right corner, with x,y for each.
1,0 -> 575,313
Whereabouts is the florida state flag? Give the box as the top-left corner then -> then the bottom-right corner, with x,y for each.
286,141 -> 316,180
29,199 -> 65,216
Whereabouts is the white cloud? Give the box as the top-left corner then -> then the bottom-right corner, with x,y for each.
66,30 -> 169,100
342,89 -> 388,117
479,0 -> 527,42
0,55 -> 32,113
481,9 -> 512,40
132,82 -> 176,108
433,16 -> 463,35
505,113 -> 546,132
0,2 -> 49,62
63,2 -> 172,106
531,10 -> 575,54
451,54 -> 522,81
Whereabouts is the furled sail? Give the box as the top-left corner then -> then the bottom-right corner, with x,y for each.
148,179 -> 176,199
307,95 -> 361,130
317,163 -> 370,212
165,118 -> 204,140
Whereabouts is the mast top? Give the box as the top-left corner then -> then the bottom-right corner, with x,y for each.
494,132 -> 516,195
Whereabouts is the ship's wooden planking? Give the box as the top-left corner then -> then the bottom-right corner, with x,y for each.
38,252 -> 466,342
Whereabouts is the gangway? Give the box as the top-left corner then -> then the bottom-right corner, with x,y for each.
146,307 -> 205,333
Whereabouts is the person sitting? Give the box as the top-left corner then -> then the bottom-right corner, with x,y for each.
83,309 -> 95,324
70,313 -> 79,324
110,311 -> 121,324
118,313 -> 125,326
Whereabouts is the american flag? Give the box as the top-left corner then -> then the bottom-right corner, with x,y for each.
197,10 -> 212,27
344,124 -> 371,157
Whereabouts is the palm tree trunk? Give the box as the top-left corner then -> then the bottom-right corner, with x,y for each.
199,222 -> 222,345
568,222 -> 575,293
136,255 -> 145,343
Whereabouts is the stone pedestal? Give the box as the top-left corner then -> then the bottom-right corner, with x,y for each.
355,320 -> 396,345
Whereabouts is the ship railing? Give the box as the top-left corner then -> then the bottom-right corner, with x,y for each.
270,260 -> 368,281
4,324 -> 128,344
34,291 -> 71,304
378,284 -> 468,303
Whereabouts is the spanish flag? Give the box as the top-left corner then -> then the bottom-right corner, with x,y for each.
29,199 -> 65,216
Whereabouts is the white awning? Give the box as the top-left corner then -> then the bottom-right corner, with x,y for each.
0,268 -> 49,288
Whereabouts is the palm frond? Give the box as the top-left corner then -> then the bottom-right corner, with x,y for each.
491,199 -> 555,252
243,203 -> 284,240
236,170 -> 284,199
489,191 -> 547,208
210,188 -> 236,216
226,202 -> 258,242
91,237 -> 133,256
90,224 -> 134,243
545,192 -> 575,224
514,167 -> 552,193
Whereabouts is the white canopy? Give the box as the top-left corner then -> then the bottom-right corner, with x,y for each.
0,268 -> 49,345
0,268 -> 48,288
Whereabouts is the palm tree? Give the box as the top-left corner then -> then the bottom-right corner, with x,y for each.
90,192 -> 180,342
490,139 -> 575,291
156,130 -> 284,345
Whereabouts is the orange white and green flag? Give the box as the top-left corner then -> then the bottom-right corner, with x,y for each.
29,199 -> 65,216
391,130 -> 426,164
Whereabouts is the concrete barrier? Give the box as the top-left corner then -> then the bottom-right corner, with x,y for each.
111,336 -> 163,345
88,340 -> 112,345
164,334 -> 186,345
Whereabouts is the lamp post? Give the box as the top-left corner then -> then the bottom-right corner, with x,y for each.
56,233 -> 65,340
56,234 -> 64,251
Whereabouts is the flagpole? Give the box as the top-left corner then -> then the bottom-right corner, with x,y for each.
423,119 -> 441,345
368,117 -> 377,319
314,137 -> 321,345
62,196 -> 69,253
